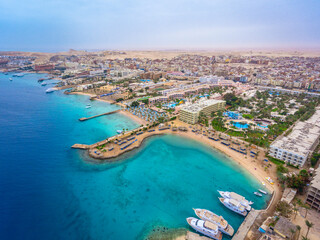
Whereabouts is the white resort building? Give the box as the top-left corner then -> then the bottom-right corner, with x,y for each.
268,109 -> 320,167
179,99 -> 226,124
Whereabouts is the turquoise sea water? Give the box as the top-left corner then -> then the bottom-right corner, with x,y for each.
0,73 -> 270,240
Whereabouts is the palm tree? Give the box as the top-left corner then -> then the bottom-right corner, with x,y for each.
290,228 -> 296,240
305,220 -> 313,238
293,206 -> 299,219
296,225 -> 301,240
304,204 -> 311,218
302,237 -> 310,240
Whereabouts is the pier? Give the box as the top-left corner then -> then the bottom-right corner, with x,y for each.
71,144 -> 91,149
232,209 -> 261,240
79,109 -> 121,121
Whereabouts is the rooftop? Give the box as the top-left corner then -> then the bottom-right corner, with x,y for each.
181,99 -> 225,114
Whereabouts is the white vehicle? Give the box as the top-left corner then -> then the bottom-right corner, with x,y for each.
193,208 -> 234,236
218,190 -> 253,211
187,217 -> 222,240
219,197 -> 247,216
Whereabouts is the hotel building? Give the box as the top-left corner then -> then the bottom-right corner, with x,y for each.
179,99 -> 226,124
306,167 -> 320,212
268,109 -> 320,167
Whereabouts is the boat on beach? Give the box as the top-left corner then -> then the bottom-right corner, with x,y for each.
218,191 -> 253,211
187,217 -> 223,240
193,208 -> 234,236
254,192 -> 262,197
258,189 -> 267,195
219,197 -> 247,216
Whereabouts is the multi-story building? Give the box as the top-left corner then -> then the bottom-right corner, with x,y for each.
179,99 -> 225,124
306,167 -> 320,212
269,110 -> 320,167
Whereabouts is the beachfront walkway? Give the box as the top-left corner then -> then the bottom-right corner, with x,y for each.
232,209 -> 261,240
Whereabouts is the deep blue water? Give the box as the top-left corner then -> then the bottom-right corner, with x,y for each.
0,73 -> 269,240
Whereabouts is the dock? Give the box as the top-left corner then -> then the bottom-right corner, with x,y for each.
232,209 -> 261,240
71,144 -> 91,149
79,109 -> 121,121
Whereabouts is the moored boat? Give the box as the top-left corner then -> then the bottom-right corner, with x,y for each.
85,104 -> 91,109
219,197 -> 247,216
193,208 -> 234,236
46,88 -> 55,93
259,189 -> 267,195
9,78 -> 13,81
218,190 -> 253,211
187,217 -> 223,240
254,192 -> 262,197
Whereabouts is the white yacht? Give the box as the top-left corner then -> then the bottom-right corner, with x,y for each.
259,189 -> 267,195
254,192 -> 262,197
187,217 -> 223,240
218,191 -> 253,211
46,88 -> 55,93
9,78 -> 13,81
193,208 -> 234,236
219,197 -> 247,216
85,104 -> 91,109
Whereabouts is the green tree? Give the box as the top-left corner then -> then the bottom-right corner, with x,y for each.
305,220 -> 313,238
276,201 -> 292,217
131,101 -> 139,107
296,225 -> 301,240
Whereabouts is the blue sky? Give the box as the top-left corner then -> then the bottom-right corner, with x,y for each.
0,0 -> 320,51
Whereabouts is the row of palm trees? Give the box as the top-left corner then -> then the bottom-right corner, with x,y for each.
290,220 -> 313,240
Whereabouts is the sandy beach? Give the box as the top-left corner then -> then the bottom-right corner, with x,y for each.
119,110 -> 148,125
87,119 -> 278,195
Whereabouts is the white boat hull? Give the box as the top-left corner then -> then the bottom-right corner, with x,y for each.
187,217 -> 222,240
193,208 -> 234,236
219,198 -> 247,217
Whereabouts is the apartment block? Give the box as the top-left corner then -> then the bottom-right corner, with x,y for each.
269,110 -> 320,167
306,167 -> 320,212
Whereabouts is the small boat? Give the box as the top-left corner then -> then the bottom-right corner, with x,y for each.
9,78 -> 13,81
13,73 -> 24,77
46,88 -> 55,93
258,189 -> 267,195
193,208 -> 234,236
219,197 -> 247,217
261,182 -> 266,186
254,192 -> 262,197
117,130 -> 123,134
85,104 -> 91,109
218,191 -> 253,211
41,82 -> 47,86
187,217 -> 223,240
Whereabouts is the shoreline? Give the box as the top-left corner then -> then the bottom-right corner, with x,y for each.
85,120 -> 277,194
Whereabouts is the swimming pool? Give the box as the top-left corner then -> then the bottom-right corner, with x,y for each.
257,123 -> 268,129
232,122 -> 249,129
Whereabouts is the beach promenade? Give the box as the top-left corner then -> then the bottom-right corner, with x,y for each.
73,119 -> 277,193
